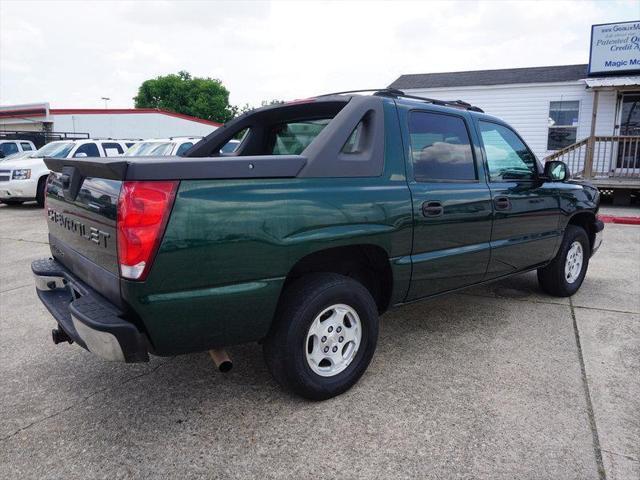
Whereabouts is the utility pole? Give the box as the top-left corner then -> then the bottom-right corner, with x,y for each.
101,97 -> 110,109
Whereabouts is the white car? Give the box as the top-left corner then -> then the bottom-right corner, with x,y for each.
0,139 -> 36,159
0,139 -> 129,207
123,137 -> 202,157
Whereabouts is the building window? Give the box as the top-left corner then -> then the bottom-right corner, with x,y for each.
547,101 -> 579,150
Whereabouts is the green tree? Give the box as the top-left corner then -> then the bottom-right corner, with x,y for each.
134,71 -> 235,123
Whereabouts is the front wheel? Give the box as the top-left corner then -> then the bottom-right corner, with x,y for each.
263,273 -> 379,400
538,225 -> 590,297
36,176 -> 47,208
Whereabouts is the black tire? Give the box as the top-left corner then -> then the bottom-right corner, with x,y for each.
0,200 -> 23,205
537,225 -> 590,297
263,273 -> 379,401
35,177 -> 47,208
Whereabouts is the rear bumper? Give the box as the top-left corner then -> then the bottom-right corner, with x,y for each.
32,258 -> 149,362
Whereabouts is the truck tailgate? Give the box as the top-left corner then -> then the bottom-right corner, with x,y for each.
45,171 -> 121,305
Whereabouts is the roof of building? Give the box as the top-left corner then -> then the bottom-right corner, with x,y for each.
389,64 -> 589,90
584,75 -> 640,88
49,108 -> 222,127
0,104 -> 222,127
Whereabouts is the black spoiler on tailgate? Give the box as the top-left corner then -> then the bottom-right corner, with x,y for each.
43,155 -> 308,181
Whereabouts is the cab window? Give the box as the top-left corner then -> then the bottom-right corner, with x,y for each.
479,122 -> 537,181
20,142 -> 33,151
73,143 -> 100,158
0,142 -> 19,156
176,142 -> 194,156
408,111 -> 476,181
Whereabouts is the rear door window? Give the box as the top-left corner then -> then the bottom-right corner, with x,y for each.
408,111 -> 477,181
101,142 -> 124,157
20,142 -> 34,151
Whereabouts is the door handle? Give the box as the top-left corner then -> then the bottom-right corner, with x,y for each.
422,201 -> 444,217
494,196 -> 511,211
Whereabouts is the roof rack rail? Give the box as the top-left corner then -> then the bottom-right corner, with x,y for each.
317,88 -> 484,113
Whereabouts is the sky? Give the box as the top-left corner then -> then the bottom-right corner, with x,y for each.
0,0 -> 638,110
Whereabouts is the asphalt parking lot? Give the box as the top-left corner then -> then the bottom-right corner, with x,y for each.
1,203 -> 638,480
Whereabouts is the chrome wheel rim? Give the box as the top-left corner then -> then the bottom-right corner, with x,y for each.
304,304 -> 361,377
565,241 -> 583,284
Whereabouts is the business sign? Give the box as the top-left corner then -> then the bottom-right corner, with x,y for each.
588,20 -> 640,76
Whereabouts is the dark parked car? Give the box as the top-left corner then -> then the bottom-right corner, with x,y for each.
33,90 -> 603,400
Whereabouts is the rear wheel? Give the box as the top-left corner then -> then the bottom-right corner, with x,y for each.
537,225 -> 590,297
263,273 -> 379,400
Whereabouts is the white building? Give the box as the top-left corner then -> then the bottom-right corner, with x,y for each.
0,103 -> 220,140
389,20 -> 640,198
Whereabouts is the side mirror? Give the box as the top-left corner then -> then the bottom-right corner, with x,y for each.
74,152 -> 88,158
543,160 -> 569,182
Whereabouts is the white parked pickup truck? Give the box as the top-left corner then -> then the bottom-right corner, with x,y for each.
0,139 -> 129,206
0,139 -> 36,159
123,137 -> 203,156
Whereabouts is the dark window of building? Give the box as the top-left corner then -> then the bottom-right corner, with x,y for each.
74,143 -> 100,158
547,101 -> 579,150
479,121 -> 537,181
408,111 -> 476,181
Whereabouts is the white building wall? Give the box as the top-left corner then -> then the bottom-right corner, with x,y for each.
52,113 -> 217,139
404,82 -> 617,161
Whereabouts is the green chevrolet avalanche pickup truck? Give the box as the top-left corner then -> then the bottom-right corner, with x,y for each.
33,90 -> 603,400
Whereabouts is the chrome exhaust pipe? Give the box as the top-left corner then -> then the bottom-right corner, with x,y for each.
208,348 -> 233,372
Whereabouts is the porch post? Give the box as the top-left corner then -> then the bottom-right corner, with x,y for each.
584,89 -> 599,179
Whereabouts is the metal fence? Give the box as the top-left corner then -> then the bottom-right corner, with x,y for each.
0,130 -> 90,148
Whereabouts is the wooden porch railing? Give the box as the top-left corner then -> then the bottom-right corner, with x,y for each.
545,136 -> 640,180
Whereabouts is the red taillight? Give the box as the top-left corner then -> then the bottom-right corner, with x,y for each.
117,180 -> 178,280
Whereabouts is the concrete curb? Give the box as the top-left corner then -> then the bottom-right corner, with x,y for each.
598,215 -> 640,226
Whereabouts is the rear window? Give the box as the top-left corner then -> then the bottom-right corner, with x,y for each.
270,119 -> 331,155
20,142 -> 33,151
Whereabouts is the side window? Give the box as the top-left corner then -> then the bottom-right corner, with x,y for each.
176,142 -> 193,156
101,142 -> 124,157
73,143 -> 100,158
479,122 -> 537,182
20,142 -> 34,151
0,142 -> 19,156
341,120 -> 365,154
408,111 -> 476,181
